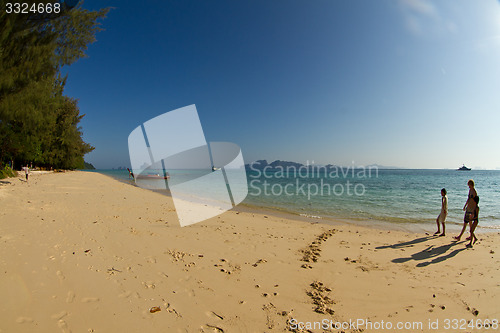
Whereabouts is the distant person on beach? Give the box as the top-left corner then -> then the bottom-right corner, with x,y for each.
127,168 -> 134,179
24,165 -> 29,182
434,188 -> 447,236
454,179 -> 479,246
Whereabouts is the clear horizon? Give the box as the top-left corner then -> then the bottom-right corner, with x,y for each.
95,160 -> 499,171
64,0 -> 500,170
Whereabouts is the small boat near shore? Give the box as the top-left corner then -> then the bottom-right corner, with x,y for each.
457,164 -> 471,171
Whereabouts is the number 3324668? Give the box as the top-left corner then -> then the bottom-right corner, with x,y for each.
5,3 -> 61,14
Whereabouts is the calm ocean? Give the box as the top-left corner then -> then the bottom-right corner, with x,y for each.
90,168 -> 500,230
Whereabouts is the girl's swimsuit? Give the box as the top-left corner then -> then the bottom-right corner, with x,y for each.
465,191 -> 479,223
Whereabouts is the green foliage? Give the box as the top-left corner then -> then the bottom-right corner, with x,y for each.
0,165 -> 17,179
0,1 -> 108,169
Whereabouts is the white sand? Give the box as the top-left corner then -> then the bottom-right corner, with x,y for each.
0,171 -> 498,332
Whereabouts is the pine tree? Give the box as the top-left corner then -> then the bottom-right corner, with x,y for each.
0,1 -> 108,169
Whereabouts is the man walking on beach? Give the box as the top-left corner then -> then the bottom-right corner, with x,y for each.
24,165 -> 29,182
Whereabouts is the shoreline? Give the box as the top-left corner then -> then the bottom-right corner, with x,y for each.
93,170 -> 495,235
2,170 -> 498,332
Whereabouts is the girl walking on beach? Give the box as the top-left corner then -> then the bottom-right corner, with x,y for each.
434,188 -> 447,236
454,179 -> 479,246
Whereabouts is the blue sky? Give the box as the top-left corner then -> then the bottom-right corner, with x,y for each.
64,0 -> 500,169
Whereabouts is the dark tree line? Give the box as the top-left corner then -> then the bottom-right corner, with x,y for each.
0,1 -> 108,169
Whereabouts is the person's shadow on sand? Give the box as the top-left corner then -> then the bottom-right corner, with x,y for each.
392,241 -> 467,266
376,235 -> 437,250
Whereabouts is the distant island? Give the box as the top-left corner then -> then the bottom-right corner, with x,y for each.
82,162 -> 96,170
245,160 -> 401,170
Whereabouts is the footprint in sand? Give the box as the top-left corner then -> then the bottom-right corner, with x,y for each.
142,281 -> 156,289
81,297 -> 100,303
66,291 -> 75,303
57,270 -> 65,281
157,272 -> 168,278
58,319 -> 71,333
164,303 -> 181,317
119,290 -> 132,298
51,311 -> 68,320
145,256 -> 157,264
15,317 -> 33,324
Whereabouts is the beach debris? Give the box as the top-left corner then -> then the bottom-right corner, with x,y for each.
107,267 -> 122,274
211,311 -> 224,320
205,324 -> 224,332
149,306 -> 161,313
252,258 -> 267,267
84,249 -> 91,253
469,307 -> 479,316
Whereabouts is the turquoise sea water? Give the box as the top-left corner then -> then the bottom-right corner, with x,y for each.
91,169 -> 500,229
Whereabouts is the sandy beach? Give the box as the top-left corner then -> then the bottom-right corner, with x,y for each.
0,171 -> 499,332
